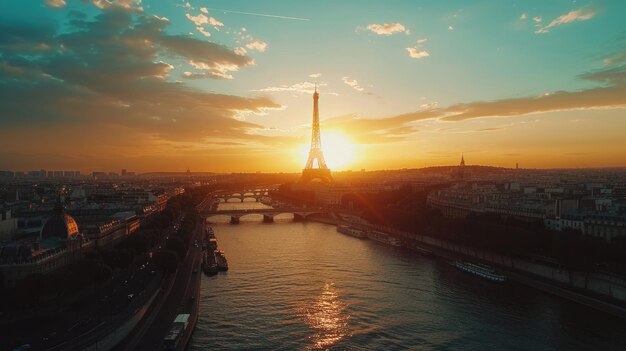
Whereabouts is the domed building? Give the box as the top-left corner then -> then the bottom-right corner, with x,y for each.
41,206 -> 80,241
0,203 -> 91,287
40,204 -> 87,254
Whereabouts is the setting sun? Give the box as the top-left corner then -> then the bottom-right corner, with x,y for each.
321,132 -> 355,170
297,131 -> 355,170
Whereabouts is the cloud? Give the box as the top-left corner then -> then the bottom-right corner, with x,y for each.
362,23 -> 409,36
234,47 -> 247,56
185,13 -> 224,29
322,110 -> 437,143
321,52 -> 626,141
407,38 -> 430,60
89,0 -> 144,12
200,7 -> 208,14
0,7 -> 281,148
342,77 -> 364,92
309,73 -> 322,78
196,26 -> 211,37
44,0 -> 66,8
246,39 -> 268,52
536,7 -> 596,34
252,81 -> 331,95
448,25 -> 454,30
533,16 -> 542,23
520,13 -> 527,20
406,47 -> 430,59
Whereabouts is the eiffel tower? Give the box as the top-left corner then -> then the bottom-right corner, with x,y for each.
301,85 -> 333,183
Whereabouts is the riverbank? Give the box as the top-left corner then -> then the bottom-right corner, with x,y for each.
306,213 -> 626,320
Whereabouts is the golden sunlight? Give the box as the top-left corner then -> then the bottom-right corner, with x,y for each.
297,131 -> 356,170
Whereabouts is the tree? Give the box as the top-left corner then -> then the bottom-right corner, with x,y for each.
91,263 -> 113,285
166,236 -> 187,259
15,273 -> 45,305
153,250 -> 179,273
119,233 -> 150,254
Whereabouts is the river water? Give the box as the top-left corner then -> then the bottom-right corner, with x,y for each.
190,201 -> 626,350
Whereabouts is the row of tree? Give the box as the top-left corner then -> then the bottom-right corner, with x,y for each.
344,187 -> 626,275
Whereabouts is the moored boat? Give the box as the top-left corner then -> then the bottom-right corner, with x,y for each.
454,260 -> 506,282
367,230 -> 402,247
215,250 -> 229,271
337,225 -> 367,238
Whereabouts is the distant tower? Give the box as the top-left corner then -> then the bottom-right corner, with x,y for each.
456,154 -> 466,180
186,168 -> 191,176
301,84 -> 333,183
516,162 -> 519,169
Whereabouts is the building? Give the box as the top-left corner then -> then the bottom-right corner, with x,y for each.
0,205 -> 91,287
0,209 -> 18,241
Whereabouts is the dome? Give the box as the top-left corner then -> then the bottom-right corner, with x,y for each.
40,206 -> 79,240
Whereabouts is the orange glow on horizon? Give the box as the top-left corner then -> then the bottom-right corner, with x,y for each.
296,131 -> 356,170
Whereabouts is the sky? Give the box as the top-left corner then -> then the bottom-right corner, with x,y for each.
0,0 -> 625,173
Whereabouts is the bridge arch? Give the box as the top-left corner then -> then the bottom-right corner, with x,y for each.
205,214 -> 232,223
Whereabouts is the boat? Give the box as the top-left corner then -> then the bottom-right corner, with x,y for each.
337,225 -> 367,238
454,260 -> 506,282
207,237 -> 218,250
202,250 -> 218,276
367,230 -> 402,247
215,250 -> 229,271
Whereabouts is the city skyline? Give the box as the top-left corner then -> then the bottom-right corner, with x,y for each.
1,0 -> 625,173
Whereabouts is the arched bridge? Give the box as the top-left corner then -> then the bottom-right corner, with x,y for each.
212,189 -> 273,203
199,207 -> 330,224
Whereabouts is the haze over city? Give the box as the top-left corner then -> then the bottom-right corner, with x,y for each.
1,0 -> 625,172
2,1 -> 626,351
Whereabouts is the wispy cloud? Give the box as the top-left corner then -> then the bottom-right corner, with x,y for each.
44,0 -> 66,8
406,47 -> 430,59
246,39 -> 268,52
342,77 -> 364,91
360,23 -> 410,36
406,38 -> 430,59
0,7 -> 281,148
322,54 -> 626,141
536,7 -> 596,34
252,81 -> 334,95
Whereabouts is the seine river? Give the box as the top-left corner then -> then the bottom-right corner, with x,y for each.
190,201 -> 626,350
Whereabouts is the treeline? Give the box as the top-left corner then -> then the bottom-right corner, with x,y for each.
345,188 -> 626,275
272,183 -> 316,206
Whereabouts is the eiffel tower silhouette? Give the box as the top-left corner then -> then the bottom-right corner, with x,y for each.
301,84 -> 333,183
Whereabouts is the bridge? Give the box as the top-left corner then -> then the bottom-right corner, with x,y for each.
211,189 -> 273,203
198,207 -> 330,224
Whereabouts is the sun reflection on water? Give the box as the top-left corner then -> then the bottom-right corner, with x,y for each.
299,282 -> 351,349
